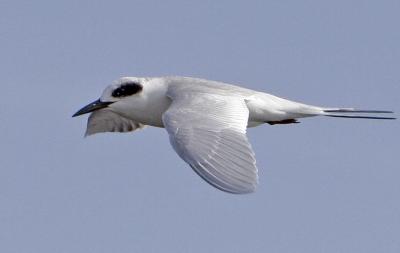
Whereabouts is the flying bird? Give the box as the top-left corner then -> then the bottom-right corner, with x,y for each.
73,77 -> 395,194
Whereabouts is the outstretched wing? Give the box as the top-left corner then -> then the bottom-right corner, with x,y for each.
86,108 -> 145,136
162,91 -> 258,194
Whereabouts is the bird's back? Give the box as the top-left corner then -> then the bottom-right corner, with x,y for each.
163,76 -> 323,122
164,76 -> 257,98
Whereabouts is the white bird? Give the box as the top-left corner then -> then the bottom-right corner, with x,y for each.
73,76 -> 395,194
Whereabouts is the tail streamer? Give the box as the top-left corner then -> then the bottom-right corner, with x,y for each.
323,109 -> 396,120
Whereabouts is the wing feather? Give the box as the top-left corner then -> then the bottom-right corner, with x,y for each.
86,108 -> 145,136
162,91 -> 258,194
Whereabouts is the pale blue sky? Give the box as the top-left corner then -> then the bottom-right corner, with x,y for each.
1,1 -> 399,252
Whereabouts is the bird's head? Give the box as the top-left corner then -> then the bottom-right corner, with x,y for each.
72,77 -> 148,117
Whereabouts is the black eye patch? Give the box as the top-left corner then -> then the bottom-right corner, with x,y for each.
112,82 -> 143,97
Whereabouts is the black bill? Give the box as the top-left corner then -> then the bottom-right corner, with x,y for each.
72,99 -> 114,117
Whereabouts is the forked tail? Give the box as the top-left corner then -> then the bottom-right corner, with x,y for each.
323,108 -> 396,120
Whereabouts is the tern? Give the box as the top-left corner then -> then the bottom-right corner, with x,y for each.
73,77 -> 395,194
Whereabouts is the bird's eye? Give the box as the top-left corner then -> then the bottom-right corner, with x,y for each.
112,82 -> 143,98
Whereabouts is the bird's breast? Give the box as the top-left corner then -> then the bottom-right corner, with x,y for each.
113,96 -> 172,128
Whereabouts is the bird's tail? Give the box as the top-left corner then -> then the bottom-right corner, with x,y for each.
322,108 -> 396,120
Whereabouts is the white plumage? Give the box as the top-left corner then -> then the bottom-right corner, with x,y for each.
73,76 -> 395,194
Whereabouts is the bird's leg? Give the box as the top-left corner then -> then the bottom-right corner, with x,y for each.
267,119 -> 300,125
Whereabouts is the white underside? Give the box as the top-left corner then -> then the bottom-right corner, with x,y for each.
87,76 -> 327,193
